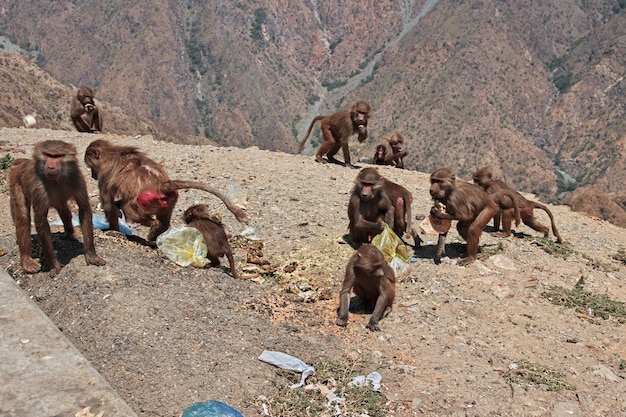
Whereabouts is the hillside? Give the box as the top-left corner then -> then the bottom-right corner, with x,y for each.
1,50 -> 624,229
0,53 -> 174,140
0,128 -> 625,416
0,1 -> 625,216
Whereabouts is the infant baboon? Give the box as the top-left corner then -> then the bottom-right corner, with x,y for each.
183,204 -> 243,280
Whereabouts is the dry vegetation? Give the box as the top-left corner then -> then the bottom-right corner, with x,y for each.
0,128 -> 625,416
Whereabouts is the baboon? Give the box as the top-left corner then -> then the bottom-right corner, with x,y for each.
183,204 -> 243,280
71,87 -> 103,132
373,131 -> 408,169
299,101 -> 372,169
84,139 -> 248,243
382,177 -> 420,246
473,166 -> 562,243
347,168 -> 395,245
373,145 -> 387,165
429,168 -> 498,266
337,244 -> 396,331
9,140 -> 105,275
348,167 -> 416,245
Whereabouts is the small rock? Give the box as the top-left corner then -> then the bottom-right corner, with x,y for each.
593,365 -> 620,382
491,254 -> 516,271
552,402 -> 581,417
576,391 -> 594,410
492,283 -> 515,299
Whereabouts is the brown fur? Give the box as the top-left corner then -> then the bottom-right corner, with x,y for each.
382,178 -> 421,246
84,139 -> 248,243
473,166 -> 562,243
429,168 -> 498,266
489,189 -> 522,233
299,101 -> 372,169
347,168 -> 395,245
71,87 -> 103,133
373,131 -> 408,169
183,204 -> 243,280
9,140 -> 105,275
337,244 -> 396,331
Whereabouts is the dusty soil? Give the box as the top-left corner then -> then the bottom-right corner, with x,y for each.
1,127 -> 626,417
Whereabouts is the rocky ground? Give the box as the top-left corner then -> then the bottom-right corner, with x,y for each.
1,127 -> 625,417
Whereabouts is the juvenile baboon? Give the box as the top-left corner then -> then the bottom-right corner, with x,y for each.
337,244 -> 396,331
473,166 -> 562,243
183,204 -> 243,280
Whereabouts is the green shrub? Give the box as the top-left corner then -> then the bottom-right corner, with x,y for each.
0,154 -> 14,170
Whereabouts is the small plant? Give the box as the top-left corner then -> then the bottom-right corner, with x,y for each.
503,359 -> 576,392
541,277 -> 626,322
582,254 -> 619,272
613,249 -> 626,265
0,154 -> 14,170
527,236 -> 573,259
250,8 -> 267,42
249,359 -> 387,417
478,242 -> 505,258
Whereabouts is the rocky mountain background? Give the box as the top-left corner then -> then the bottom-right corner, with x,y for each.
0,0 -> 625,225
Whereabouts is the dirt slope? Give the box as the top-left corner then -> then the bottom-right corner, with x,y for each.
0,127 -> 625,416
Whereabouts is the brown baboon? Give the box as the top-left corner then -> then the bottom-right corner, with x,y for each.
71,87 -> 103,132
373,131 -> 408,169
347,168 -> 395,245
299,101 -> 372,169
10,140 -> 105,275
84,139 -> 248,243
183,204 -> 244,280
337,244 -> 396,331
429,168 -> 498,266
473,166 -> 562,243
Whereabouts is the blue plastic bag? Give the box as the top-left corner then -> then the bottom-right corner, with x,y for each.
51,213 -> 134,235
181,400 -> 244,417
91,214 -> 134,235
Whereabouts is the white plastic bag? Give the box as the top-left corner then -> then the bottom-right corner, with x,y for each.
349,371 -> 382,392
258,350 -> 315,388
156,226 -> 209,268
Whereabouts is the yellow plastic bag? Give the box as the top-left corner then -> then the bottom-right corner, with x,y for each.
371,224 -> 411,276
156,226 -> 209,268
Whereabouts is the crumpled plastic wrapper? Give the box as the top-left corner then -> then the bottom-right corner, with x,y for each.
156,226 -> 209,268
52,213 -> 134,235
181,400 -> 244,417
349,371 -> 382,391
258,350 -> 315,388
372,224 -> 411,276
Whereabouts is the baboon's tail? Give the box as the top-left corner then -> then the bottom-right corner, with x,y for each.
162,180 -> 249,223
298,116 -> 326,151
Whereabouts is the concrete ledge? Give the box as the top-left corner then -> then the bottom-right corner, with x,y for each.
0,270 -> 137,417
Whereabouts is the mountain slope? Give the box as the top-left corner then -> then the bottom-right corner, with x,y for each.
0,128 -> 625,416
0,0 -> 624,221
